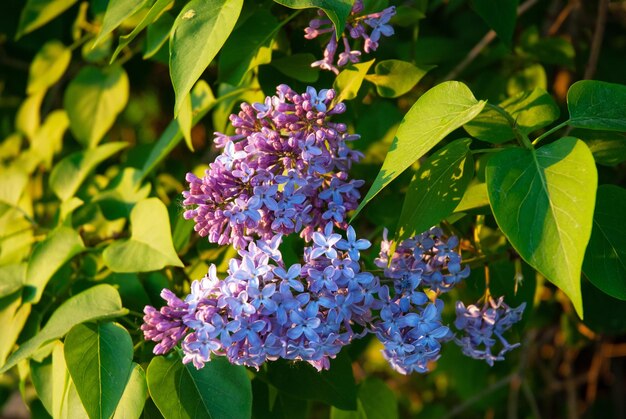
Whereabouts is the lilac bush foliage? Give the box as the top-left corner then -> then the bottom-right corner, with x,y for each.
454,296 -> 526,366
304,0 -> 397,73
143,85 -> 525,375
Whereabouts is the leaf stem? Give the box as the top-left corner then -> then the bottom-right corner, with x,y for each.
485,103 -> 534,150
531,120 -> 570,146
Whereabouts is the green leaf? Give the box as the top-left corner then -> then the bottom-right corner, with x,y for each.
485,137 -> 597,318
516,27 -> 575,68
454,182 -> 489,213
169,0 -> 243,115
571,129 -> 626,166
567,80 -> 626,132
140,80 -> 216,179
64,322 -> 134,419
0,264 -> 25,298
177,93 -> 194,151
583,185 -> 626,300
17,0 -> 79,38
113,363 -> 147,419
271,53 -> 320,83
0,284 -> 127,373
365,60 -> 433,98
27,40 -> 72,94
471,0 -> 518,46
396,138 -> 474,242
218,9 -> 279,86
103,198 -> 184,272
95,0 -> 147,46
15,91 -> 45,140
273,0 -> 354,37
331,377 -> 398,419
94,168 -> 152,219
64,66 -> 129,148
464,88 -> 560,144
25,226 -> 85,303
147,352 -> 252,419
354,81 -> 486,217
265,352 -> 357,410
0,166 -> 29,209
143,8 -> 175,59
50,142 -> 128,201
112,0 -> 173,62
333,60 -> 374,103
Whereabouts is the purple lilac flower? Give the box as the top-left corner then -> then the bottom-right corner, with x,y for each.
370,227 -> 471,375
304,0 -> 397,73
143,223 -> 381,372
454,296 -> 526,366
182,85 -> 365,250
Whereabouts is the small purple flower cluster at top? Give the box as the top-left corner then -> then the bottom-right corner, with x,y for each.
304,0 -> 396,73
142,85 -> 525,375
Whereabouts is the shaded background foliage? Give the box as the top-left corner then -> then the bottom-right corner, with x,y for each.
1,0 -> 626,418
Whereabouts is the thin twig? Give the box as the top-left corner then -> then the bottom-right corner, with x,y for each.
522,381 -> 543,419
584,0 -> 609,79
443,0 -> 540,81
547,1 -> 575,35
443,373 -> 515,418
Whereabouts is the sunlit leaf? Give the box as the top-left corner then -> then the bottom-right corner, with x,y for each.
27,40 -> 71,94
365,60 -> 433,98
17,0 -> 79,38
64,66 -> 129,148
333,60 -> 374,103
273,0 -> 354,37
103,198 -> 184,272
486,137 -> 597,317
64,322 -> 134,419
355,81 -> 485,217
113,363 -> 147,419
169,0 -> 243,115
95,0 -> 147,46
0,284 -> 127,373
50,142 -> 128,201
396,138 -> 474,242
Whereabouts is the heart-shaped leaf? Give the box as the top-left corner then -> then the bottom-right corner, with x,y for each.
567,80 -> 626,132
64,322 -> 134,419
486,137 -> 597,317
147,352 -> 251,419
103,198 -> 184,272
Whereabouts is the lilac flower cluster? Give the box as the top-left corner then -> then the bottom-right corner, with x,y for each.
454,296 -> 526,366
143,224 -> 379,371
371,228 -> 472,374
304,0 -> 396,73
183,85 -> 364,250
144,84 -> 526,375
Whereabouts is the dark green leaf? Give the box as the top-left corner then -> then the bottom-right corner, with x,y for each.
464,88 -> 560,144
354,81 -> 485,217
365,60 -> 433,98
331,377 -> 398,419
571,129 -> 626,166
486,137 -> 597,317
0,284 -> 127,373
567,80 -> 626,132
273,0 -> 354,37
103,198 -> 184,272
516,27 -> 575,68
583,185 -> 626,300
64,323 -> 134,419
270,53 -> 320,83
169,0 -> 243,115
64,66 -> 129,148
471,0 -> 518,46
396,138 -> 474,242
218,9 -> 279,86
583,280 -> 626,335
147,352 -> 251,419
25,226 -> 85,303
17,0 -> 79,38
50,142 -> 128,201
143,8 -> 175,59
265,352 -> 357,410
